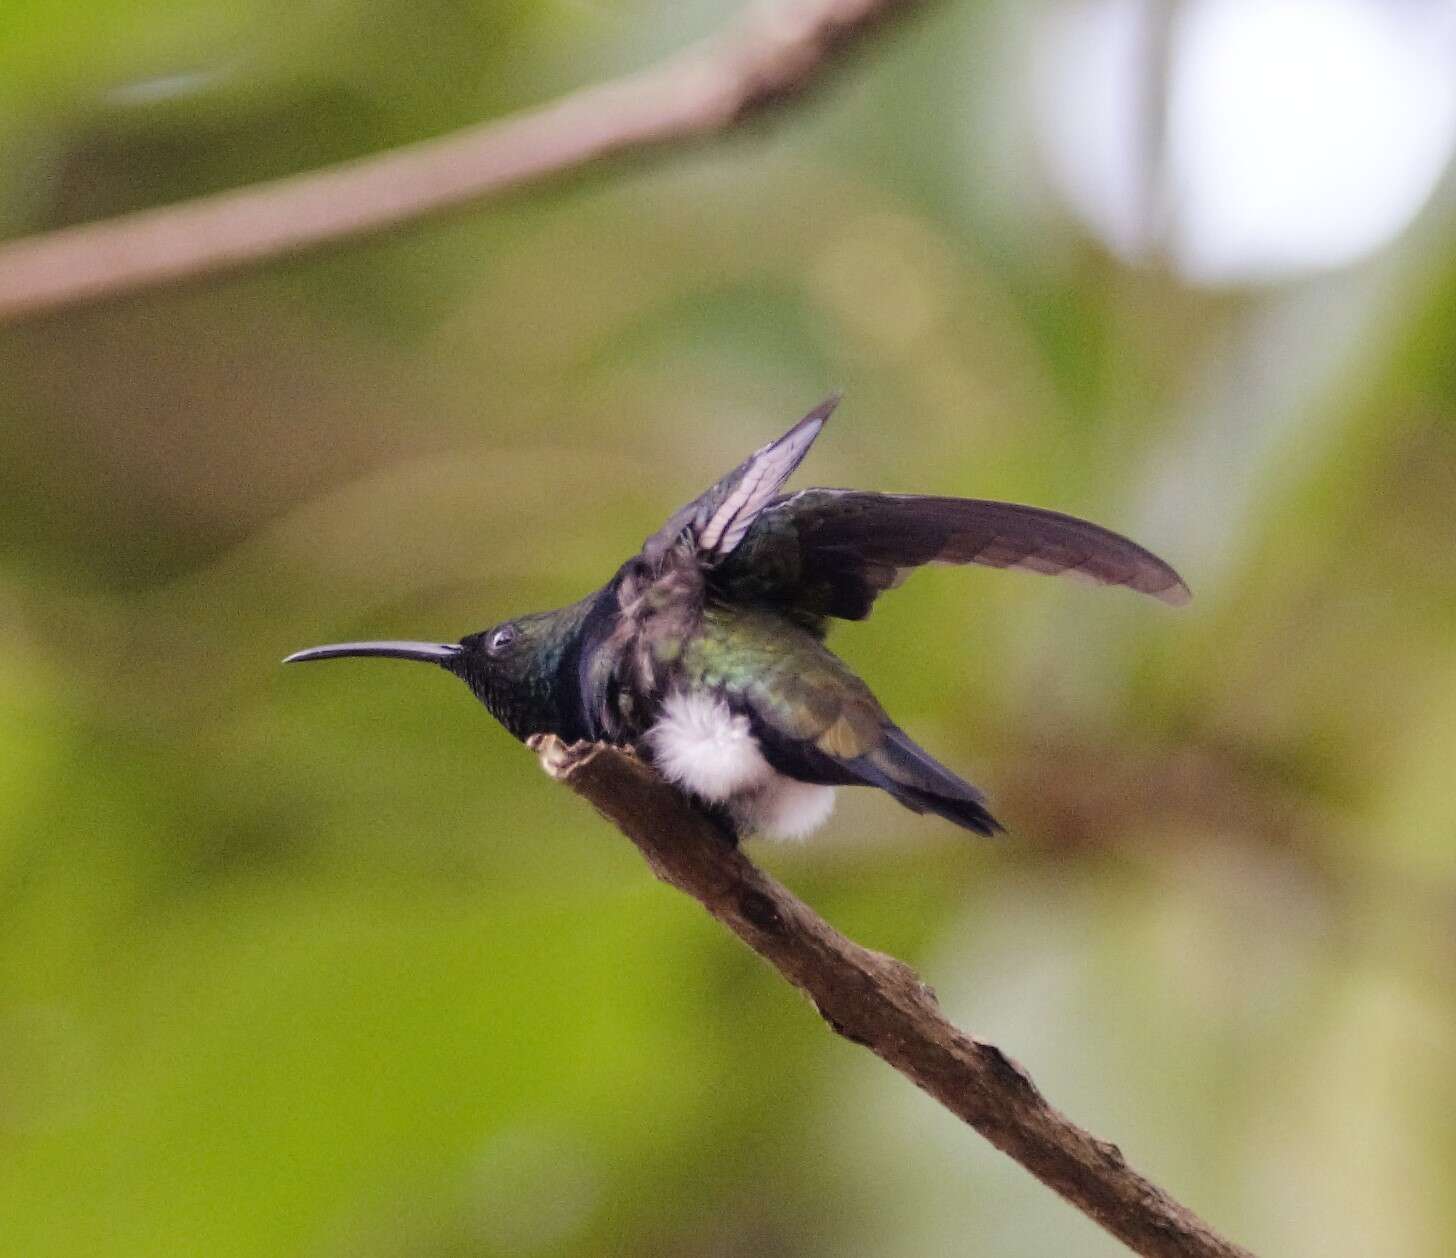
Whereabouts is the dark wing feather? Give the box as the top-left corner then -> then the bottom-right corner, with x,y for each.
641,397 -> 838,566
716,489 -> 1190,620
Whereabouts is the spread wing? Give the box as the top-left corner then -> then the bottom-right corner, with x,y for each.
715,489 -> 1190,622
642,396 -> 838,567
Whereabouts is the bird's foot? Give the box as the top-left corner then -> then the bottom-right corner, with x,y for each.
529,734 -> 603,780
695,798 -> 741,847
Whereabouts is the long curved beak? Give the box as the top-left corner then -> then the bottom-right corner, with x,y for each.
282,641 -> 463,666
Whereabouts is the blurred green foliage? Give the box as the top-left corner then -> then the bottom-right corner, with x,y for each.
1,2 -> 1454,1255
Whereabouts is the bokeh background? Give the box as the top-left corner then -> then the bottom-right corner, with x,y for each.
3,1 -> 1455,1254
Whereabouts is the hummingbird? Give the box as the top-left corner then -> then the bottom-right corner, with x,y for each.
285,398 -> 1188,840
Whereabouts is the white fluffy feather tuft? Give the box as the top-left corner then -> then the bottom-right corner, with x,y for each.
646,691 -> 773,802
736,776 -> 836,841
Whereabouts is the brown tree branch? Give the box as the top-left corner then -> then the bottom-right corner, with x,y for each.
0,0 -> 922,324
530,735 -> 1257,1258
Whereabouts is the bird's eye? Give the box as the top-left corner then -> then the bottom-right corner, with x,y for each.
486,625 -> 517,656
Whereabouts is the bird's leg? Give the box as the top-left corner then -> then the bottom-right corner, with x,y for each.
693,797 -> 741,847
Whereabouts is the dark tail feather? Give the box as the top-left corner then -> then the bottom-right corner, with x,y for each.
850,726 -> 1004,837
886,784 -> 1003,837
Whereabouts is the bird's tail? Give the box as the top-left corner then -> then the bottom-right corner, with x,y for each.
853,725 -> 1003,837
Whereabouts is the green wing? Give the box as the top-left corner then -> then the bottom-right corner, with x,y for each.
683,608 -> 1000,835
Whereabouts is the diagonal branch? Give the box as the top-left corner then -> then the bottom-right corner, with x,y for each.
0,0 -> 922,324
531,736 -> 1258,1258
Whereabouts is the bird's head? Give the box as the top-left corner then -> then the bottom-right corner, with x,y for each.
284,608 -> 578,742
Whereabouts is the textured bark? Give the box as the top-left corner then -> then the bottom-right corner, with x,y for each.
531,736 -> 1257,1258
0,0 -> 923,322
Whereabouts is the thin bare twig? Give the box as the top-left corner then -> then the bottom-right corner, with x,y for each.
531,736 -> 1257,1258
0,0 -> 921,323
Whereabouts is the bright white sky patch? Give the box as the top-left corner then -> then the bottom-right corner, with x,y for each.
1030,0 -> 1154,262
1031,0 -> 1456,285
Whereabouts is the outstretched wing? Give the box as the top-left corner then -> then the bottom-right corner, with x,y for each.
716,489 -> 1190,621
642,396 -> 839,567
